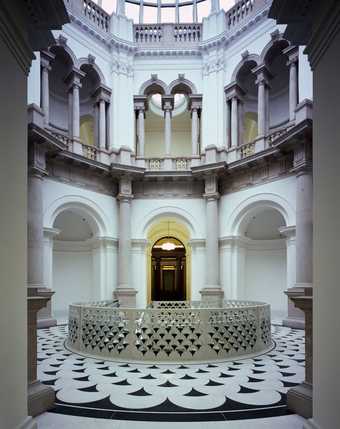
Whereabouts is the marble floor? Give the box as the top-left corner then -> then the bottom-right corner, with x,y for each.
37,324 -> 305,425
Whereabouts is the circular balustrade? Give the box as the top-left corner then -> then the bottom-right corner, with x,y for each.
66,299 -> 272,362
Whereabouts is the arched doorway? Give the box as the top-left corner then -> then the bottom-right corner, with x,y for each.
151,237 -> 186,301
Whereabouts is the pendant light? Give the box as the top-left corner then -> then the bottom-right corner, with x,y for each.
161,221 -> 176,251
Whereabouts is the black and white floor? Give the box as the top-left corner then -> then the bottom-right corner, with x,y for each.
37,325 -> 305,423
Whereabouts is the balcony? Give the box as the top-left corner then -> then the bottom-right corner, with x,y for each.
133,23 -> 202,48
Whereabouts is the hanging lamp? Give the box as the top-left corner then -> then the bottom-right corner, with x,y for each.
161,221 -> 176,251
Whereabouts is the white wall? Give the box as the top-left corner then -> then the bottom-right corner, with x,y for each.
245,241 -> 287,315
53,247 -> 93,319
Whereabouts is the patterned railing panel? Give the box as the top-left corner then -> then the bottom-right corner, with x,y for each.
67,300 -> 272,362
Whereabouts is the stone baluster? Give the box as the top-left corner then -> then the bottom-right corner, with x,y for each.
40,51 -> 55,127
189,95 -> 202,156
114,177 -> 137,307
284,46 -> 299,121
93,85 -> 111,149
134,95 -> 147,157
200,175 -> 224,306
253,64 -> 272,137
162,95 -> 174,157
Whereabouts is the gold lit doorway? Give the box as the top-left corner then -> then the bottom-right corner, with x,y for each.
151,237 -> 186,301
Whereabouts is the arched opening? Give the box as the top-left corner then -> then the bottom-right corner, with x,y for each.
52,208 -> 98,321
79,64 -> 101,147
144,93 -> 191,157
264,41 -> 290,128
146,217 -> 192,303
236,60 -> 258,143
49,46 -> 73,132
151,237 -> 186,301
240,207 -> 287,319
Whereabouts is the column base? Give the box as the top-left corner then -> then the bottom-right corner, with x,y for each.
200,287 -> 224,307
16,416 -> 37,429
37,317 -> 57,329
303,419 -> 323,429
28,380 -> 55,417
113,288 -> 137,308
283,285 -> 308,329
287,381 -> 313,419
163,157 -> 172,170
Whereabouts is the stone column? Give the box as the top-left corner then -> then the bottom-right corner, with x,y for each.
162,95 -> 174,157
226,98 -> 231,149
200,175 -> 224,306
40,51 -> 54,127
189,95 -> 202,156
253,64 -> 272,137
43,227 -> 60,321
114,177 -> 137,307
93,85 -> 111,150
27,142 -> 55,415
116,0 -> 126,16
284,46 -> 299,121
284,141 -> 313,328
211,0 -> 220,13
66,68 -> 85,153
134,95 -> 147,157
225,83 -> 245,148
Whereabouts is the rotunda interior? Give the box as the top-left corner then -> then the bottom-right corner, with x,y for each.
6,0 -> 338,427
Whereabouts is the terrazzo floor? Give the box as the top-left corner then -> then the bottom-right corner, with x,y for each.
37,324 -> 305,423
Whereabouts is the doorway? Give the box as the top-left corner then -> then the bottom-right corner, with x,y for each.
151,237 -> 186,301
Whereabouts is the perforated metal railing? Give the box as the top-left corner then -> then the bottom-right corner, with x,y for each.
67,300 -> 271,362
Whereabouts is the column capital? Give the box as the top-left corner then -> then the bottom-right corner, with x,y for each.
65,67 -> 86,90
134,95 -> 148,112
162,94 -> 175,111
43,227 -> 60,239
252,64 -> 273,86
283,45 -> 299,65
117,176 -> 133,201
292,140 -> 313,174
203,174 -> 220,200
40,50 -> 55,71
28,142 -> 48,178
224,82 -> 245,101
92,84 -> 112,104
279,225 -> 296,239
188,94 -> 202,112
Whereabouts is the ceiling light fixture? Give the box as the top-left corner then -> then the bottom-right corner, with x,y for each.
161,221 -> 175,251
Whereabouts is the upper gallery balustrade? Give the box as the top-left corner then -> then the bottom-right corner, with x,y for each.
64,0 -> 272,46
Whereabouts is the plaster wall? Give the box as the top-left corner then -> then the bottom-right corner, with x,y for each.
53,247 -> 93,319
245,242 -> 286,315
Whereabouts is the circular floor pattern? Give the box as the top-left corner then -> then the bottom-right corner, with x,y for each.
38,325 -> 305,422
